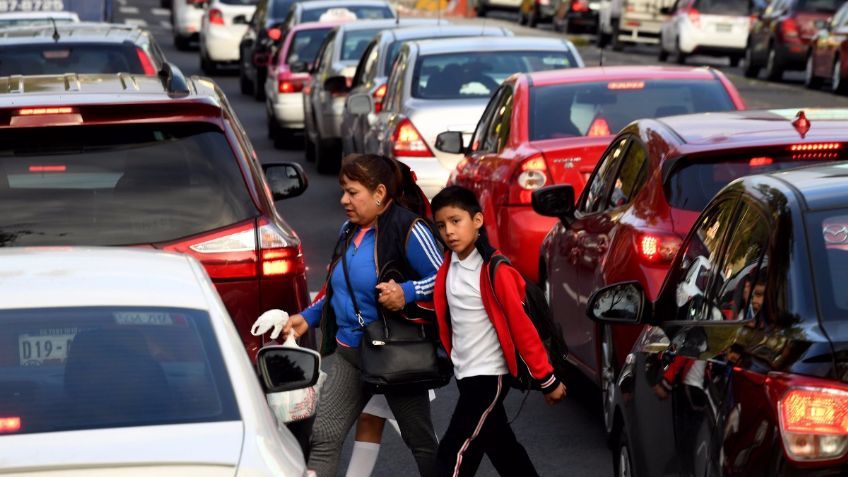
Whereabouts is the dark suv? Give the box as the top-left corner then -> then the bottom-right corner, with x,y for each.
0,66 -> 311,359
239,0 -> 301,100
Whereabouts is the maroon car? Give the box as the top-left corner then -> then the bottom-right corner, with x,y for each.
0,65 -> 312,359
805,0 -> 848,92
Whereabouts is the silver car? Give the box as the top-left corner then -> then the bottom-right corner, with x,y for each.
303,19 -> 438,174
339,24 -> 513,158
348,36 -> 583,198
0,247 -> 320,476
281,0 -> 396,32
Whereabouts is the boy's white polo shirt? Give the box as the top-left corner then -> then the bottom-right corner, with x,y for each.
446,248 -> 508,380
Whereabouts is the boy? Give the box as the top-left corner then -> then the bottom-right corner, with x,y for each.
431,185 -> 567,477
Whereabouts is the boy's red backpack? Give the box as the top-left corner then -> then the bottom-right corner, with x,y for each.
489,254 -> 569,391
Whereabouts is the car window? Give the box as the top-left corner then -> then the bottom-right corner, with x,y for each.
797,0 -> 840,14
805,209 -> 848,322
382,49 -> 408,113
469,87 -> 504,153
285,28 -> 331,65
314,32 -> 335,73
581,137 -> 629,213
300,5 -> 394,22
0,44 -> 152,76
480,87 -> 514,153
0,122 -> 257,246
352,39 -> 379,87
341,28 -> 384,61
270,0 -> 295,22
836,3 -> 848,27
0,306 -> 240,435
607,140 -> 647,209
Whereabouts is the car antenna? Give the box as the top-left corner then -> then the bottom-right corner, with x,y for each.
395,0 -> 400,25
49,16 -> 60,42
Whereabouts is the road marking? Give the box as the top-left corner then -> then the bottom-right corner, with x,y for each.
152,8 -> 170,16
124,18 -> 147,27
119,6 -> 139,14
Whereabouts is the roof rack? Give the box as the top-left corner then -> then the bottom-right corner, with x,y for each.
158,62 -> 190,98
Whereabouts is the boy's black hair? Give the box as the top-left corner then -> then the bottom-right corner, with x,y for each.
431,185 -> 482,217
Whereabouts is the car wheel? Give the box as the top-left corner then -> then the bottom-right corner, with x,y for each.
743,43 -> 760,78
253,71 -> 266,101
200,53 -> 217,75
805,53 -> 823,89
160,0 -> 172,8
601,326 -> 616,438
304,129 -> 316,162
240,64 -> 254,95
674,40 -> 686,65
614,428 -> 635,477
729,55 -> 741,68
173,34 -> 190,51
611,23 -> 624,51
657,36 -> 668,62
765,45 -> 784,81
833,56 -> 848,94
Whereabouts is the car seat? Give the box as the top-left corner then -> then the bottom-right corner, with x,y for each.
422,64 -> 464,98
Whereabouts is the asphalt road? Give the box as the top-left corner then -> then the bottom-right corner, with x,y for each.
114,2 -> 848,475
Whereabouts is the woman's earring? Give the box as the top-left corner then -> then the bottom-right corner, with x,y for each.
376,199 -> 382,206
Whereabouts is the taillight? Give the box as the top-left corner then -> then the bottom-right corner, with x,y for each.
278,78 -> 305,93
634,232 -> 681,263
391,118 -> 433,158
790,143 -> 841,151
208,8 -> 225,25
587,117 -> 611,137
0,417 -> 21,433
781,18 -> 799,40
135,47 -> 156,76
571,0 -> 589,12
509,154 -> 549,205
686,7 -> 700,28
373,83 -> 387,114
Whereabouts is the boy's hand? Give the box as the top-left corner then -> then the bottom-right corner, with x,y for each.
282,313 -> 310,339
544,382 -> 567,406
376,279 -> 405,311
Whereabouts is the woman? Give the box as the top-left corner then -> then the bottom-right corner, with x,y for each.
284,154 -> 442,477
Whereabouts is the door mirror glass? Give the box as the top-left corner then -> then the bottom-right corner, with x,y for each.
532,184 -> 575,220
435,131 -> 464,154
587,281 -> 647,324
263,162 -> 308,200
257,347 -> 320,393
347,93 -> 373,115
323,75 -> 350,94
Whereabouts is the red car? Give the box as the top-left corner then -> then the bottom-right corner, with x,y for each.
805,0 -> 848,93
438,66 -> 745,283
533,108 -> 848,436
0,66 -> 311,360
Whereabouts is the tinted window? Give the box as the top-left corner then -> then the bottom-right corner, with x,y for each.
797,0 -> 840,13
0,123 -> 257,246
0,307 -> 240,435
286,28 -> 331,64
807,209 -> 848,321
270,0 -> 295,21
0,18 -> 77,27
341,28 -> 384,61
301,6 -> 394,22
607,141 -> 647,209
530,80 -> 735,141
0,44 -> 149,76
413,50 -> 577,100
582,137 -> 629,213
385,40 -> 406,75
480,87 -> 513,153
693,0 -> 749,15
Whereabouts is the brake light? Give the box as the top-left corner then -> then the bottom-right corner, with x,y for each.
749,157 -> 773,166
510,154 -> 549,205
208,8 -> 225,25
686,7 -> 700,28
17,107 -> 74,115
608,81 -> 645,90
587,117 -> 611,137
12,107 -> 81,127
267,27 -> 282,41
635,232 -> 682,263
278,78 -> 305,93
373,83 -> 387,114
0,417 -> 20,433
571,0 -> 589,12
781,18 -> 799,40
790,143 -> 841,151
135,48 -> 156,76
391,118 -> 433,158
29,165 -> 66,172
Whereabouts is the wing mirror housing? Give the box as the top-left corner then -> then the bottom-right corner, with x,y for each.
531,185 -> 575,222
435,131 -> 464,154
586,281 -> 649,325
263,162 -> 308,200
257,346 -> 320,393
347,92 -> 373,115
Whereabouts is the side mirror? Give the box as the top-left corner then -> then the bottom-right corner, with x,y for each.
257,346 -> 320,393
263,162 -> 308,200
586,281 -> 649,325
435,131 -> 464,154
346,93 -> 373,115
290,60 -> 308,73
531,184 -> 575,221
267,27 -> 282,42
324,75 -> 350,94
233,14 -> 249,25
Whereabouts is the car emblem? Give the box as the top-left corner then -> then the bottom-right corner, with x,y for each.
823,224 -> 848,244
553,157 -> 582,168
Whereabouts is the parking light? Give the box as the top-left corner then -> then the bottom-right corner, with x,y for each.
29,165 -> 66,172
17,107 -> 74,116
0,417 -> 20,433
208,8 -> 225,25
135,48 -> 156,76
391,119 -> 433,157
749,157 -> 773,166
279,78 -> 305,93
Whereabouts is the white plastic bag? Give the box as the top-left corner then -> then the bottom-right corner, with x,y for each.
252,309 -> 327,423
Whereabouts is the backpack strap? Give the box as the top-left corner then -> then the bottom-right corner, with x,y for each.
487,254 -> 510,294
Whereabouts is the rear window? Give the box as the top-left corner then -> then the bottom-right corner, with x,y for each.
0,122 -> 257,246
797,0 -> 841,13
0,17 -> 77,27
665,149 -> 847,211
413,50 -> 577,100
301,6 -> 394,22
341,28 -> 384,61
0,307 -> 240,435
693,0 -> 749,15
808,209 -> 848,321
286,27 -> 331,64
0,44 -> 150,76
530,80 -> 736,141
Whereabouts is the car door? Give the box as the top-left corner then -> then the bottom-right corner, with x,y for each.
348,40 -> 379,154
241,4 -> 265,78
305,31 -> 334,141
454,86 -> 504,191
374,49 -> 411,158
314,34 -> 339,139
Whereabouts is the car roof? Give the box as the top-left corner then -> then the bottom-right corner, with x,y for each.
0,22 -> 147,44
763,163 -> 848,211
299,0 -> 392,9
289,19 -> 352,32
413,36 -> 571,55
334,18 -> 434,32
526,65 -> 719,87
0,248 -> 211,310
0,11 -> 79,20
379,24 -> 508,41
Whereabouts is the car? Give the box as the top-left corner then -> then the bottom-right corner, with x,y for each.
199,0 -> 259,74
473,0 -> 523,18
339,24 -> 512,158
585,159 -> 848,477
438,66 -> 744,283
0,11 -> 79,27
348,36 -> 583,198
658,0 -> 752,66
280,0 -> 396,32
598,0 -> 676,50
518,0 -> 557,28
805,0 -> 848,93
744,0 -> 841,81
0,68 -> 312,359
532,108 -> 848,437
0,22 -> 166,76
2,0 -> 112,22
303,19 -> 438,173
0,247 -> 320,476
265,20 -> 351,149
172,0 -> 208,50
552,0 -> 603,33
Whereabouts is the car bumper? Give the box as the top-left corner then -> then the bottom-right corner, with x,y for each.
271,93 -> 306,130
174,9 -> 204,38
497,206 -> 557,282
395,157 -> 449,199
679,29 -> 746,55
203,25 -> 248,62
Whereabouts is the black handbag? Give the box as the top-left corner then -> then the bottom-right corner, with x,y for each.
341,253 -> 452,394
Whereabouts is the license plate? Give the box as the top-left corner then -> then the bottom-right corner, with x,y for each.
0,0 -> 66,12
18,331 -> 76,366
716,23 -> 732,32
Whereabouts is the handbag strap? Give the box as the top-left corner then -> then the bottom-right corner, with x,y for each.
340,238 -> 366,327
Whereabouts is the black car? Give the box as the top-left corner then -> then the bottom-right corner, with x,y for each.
239,0 -> 303,100
560,159 -> 848,476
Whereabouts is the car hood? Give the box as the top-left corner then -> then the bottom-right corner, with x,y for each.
1,421 -> 243,476
405,97 -> 489,170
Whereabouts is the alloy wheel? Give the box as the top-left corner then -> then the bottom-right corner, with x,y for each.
833,58 -> 845,94
618,444 -> 632,477
601,328 -> 615,434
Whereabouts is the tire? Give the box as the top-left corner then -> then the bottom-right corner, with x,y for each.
743,43 -> 760,78
765,46 -> 784,81
729,55 -> 741,68
304,129 -> 316,162
173,34 -> 190,51
613,427 -> 636,477
240,65 -> 254,95
253,69 -> 266,101
600,326 -> 616,439
611,23 -> 624,51
805,53 -> 823,89
674,40 -> 687,65
832,56 -> 848,94
315,136 -> 342,175
200,53 -> 217,75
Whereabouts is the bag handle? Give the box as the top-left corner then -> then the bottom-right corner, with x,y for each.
340,236 -> 366,328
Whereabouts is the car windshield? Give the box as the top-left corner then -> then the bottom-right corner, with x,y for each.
693,0 -> 749,15
530,80 -> 736,141
797,0 -> 841,13
413,49 -> 577,100
807,208 -> 848,321
0,17 -> 77,27
286,27 -> 331,64
0,306 -> 240,435
341,28 -> 384,61
0,122 -> 257,246
301,6 -> 394,23
0,43 -> 152,76
665,150 -> 847,211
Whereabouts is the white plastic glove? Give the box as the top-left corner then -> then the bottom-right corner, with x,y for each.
251,309 -> 289,340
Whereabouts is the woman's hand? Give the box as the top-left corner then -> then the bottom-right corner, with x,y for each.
376,279 -> 406,311
282,313 -> 310,338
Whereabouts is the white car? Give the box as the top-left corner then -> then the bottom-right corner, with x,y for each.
200,0 -> 258,73
658,0 -> 750,66
0,248 -> 319,477
0,11 -> 79,27
172,0 -> 207,50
